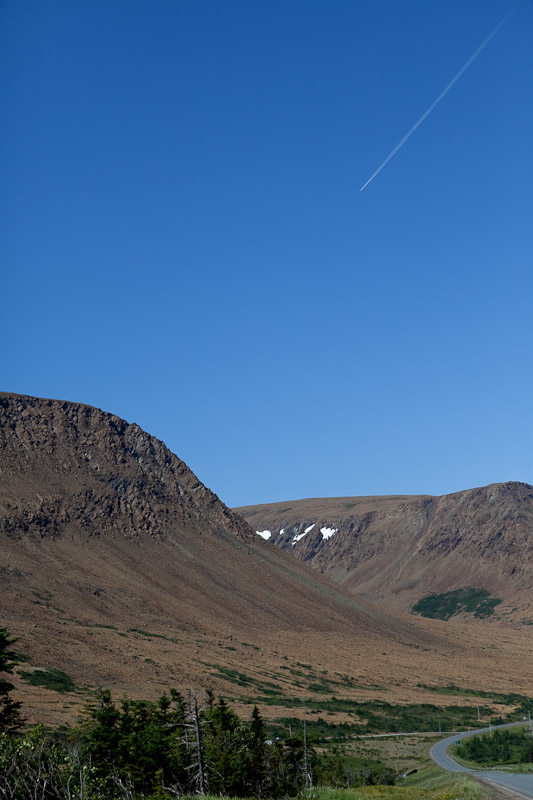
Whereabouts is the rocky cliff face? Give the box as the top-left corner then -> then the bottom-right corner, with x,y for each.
236,482 -> 533,619
0,392 -> 252,543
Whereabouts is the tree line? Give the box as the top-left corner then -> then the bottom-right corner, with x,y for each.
455,727 -> 533,766
1,688 -> 316,799
0,628 -> 395,799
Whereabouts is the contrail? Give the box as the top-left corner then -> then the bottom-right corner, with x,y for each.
360,5 -> 518,192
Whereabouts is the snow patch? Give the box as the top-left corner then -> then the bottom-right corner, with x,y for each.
256,530 -> 272,540
291,523 -> 316,547
292,530 -> 308,546
320,527 -> 337,540
279,528 -> 285,535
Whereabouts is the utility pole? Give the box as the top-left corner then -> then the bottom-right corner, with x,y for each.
303,703 -> 312,788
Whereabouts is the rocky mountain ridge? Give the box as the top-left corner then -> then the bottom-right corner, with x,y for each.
0,392 -> 252,543
236,482 -> 533,621
1,392 -> 481,727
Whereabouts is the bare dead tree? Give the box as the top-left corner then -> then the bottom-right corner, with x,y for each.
183,693 -> 210,794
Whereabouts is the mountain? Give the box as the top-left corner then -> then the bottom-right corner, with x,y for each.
236,483 -> 533,622
1,393 -> 531,728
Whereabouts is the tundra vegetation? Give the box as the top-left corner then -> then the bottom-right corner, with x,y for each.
412,588 -> 501,620
0,628 -> 524,800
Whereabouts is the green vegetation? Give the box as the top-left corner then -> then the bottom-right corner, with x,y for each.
309,772 -> 483,799
253,699 -> 496,735
207,660 -> 378,700
128,627 -> 182,642
0,689 -> 396,799
208,663 -> 284,695
31,589 -> 53,603
18,667 -> 79,694
454,727 -> 533,766
89,622 -> 118,630
400,765 -> 483,800
0,627 -> 22,733
0,628 -> 402,799
201,780 -> 482,800
308,683 -> 332,694
412,588 -> 502,620
416,683 -> 530,706
1,627 -> 528,799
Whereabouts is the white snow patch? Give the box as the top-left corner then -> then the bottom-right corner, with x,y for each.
279,528 -> 285,535
320,527 -> 337,540
292,530 -> 308,546
256,530 -> 272,540
291,523 -> 316,547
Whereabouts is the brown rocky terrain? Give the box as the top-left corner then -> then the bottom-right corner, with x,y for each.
236,484 -> 533,621
1,393 -> 533,729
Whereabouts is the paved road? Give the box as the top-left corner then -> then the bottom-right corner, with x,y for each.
430,722 -> 533,798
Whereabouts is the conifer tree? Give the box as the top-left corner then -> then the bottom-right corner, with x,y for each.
248,705 -> 268,794
0,627 -> 23,733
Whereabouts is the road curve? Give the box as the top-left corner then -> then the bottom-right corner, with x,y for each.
430,722 -> 533,798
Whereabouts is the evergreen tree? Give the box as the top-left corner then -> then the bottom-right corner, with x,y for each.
247,705 -> 268,795
204,696 -> 248,794
81,688 -> 193,796
0,627 -> 23,733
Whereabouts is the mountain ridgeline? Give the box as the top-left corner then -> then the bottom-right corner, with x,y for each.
236,482 -> 533,623
2,392 -> 475,727
3,392 -> 533,731
0,392 -> 252,544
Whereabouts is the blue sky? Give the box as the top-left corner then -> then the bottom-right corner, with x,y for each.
2,0 -> 532,507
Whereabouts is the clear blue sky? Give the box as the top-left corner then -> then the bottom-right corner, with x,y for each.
2,0 -> 532,507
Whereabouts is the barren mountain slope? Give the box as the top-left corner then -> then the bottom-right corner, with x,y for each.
1,393 -> 532,728
236,484 -> 533,621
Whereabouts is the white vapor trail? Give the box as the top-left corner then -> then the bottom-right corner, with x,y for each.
360,5 -> 518,192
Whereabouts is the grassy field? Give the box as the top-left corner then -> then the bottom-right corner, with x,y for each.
314,729 -> 487,797
310,774 -> 483,799
338,733 -> 439,775
197,768 -> 484,800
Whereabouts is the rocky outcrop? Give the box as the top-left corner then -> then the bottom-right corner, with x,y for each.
0,392 -> 253,543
